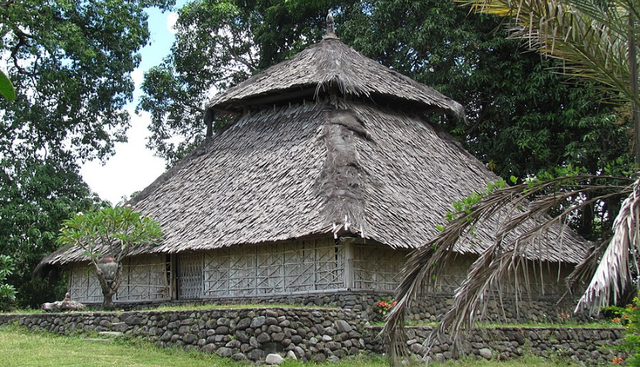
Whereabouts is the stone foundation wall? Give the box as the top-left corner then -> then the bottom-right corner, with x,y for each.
0,308 -> 623,365
89,290 -> 585,324
366,326 -> 625,365
1,308 -> 367,363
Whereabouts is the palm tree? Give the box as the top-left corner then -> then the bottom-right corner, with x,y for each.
385,0 -> 640,363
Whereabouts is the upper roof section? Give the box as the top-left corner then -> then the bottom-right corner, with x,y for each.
207,35 -> 464,119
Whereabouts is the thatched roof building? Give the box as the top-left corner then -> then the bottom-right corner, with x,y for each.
39,23 -> 587,306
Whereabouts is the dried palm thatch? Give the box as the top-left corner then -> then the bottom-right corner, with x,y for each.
38,97 -> 589,270
208,35 -> 465,119
384,174 -> 636,365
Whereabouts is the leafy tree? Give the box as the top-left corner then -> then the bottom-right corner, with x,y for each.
57,206 -> 163,309
0,158 -> 104,308
139,0 -> 350,164
0,0 -> 174,308
1,0 -> 174,163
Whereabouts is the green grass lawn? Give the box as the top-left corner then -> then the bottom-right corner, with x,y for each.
0,326 -> 575,367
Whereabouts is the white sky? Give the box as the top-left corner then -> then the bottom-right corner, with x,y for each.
80,4 -> 185,205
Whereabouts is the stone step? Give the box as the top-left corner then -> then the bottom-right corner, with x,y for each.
84,338 -> 112,343
98,331 -> 124,338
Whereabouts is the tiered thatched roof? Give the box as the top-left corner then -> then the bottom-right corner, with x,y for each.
40,32 -> 588,268
208,34 -> 465,119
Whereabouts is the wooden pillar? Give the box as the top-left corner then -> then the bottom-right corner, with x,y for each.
170,253 -> 177,300
343,241 -> 354,290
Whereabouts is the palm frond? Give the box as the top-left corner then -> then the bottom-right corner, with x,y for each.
385,175 -> 635,364
458,0 -> 640,107
575,178 -> 640,312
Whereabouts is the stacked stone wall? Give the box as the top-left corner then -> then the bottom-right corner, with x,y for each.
1,308 -> 367,363
88,291 -> 584,324
367,326 -> 625,364
0,308 -> 623,365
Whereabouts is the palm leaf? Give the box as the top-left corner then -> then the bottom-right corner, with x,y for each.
385,175 -> 636,364
575,179 -> 640,313
458,0 -> 640,107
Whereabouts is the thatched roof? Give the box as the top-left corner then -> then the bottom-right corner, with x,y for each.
207,35 -> 465,119
40,34 -> 588,268
41,99 -> 587,266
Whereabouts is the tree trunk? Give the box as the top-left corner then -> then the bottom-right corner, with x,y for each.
102,290 -> 115,309
94,263 -> 123,310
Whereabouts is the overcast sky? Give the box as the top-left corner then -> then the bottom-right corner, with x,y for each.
80,6 -> 184,205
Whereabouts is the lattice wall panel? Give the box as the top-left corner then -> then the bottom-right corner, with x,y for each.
116,255 -> 170,302
68,265 -> 102,303
283,242 -> 314,293
177,252 -> 204,299
315,243 -> 345,291
353,245 -> 407,291
203,239 -> 345,297
204,248 -> 230,295
432,255 -> 474,294
228,253 -> 257,297
256,244 -> 284,295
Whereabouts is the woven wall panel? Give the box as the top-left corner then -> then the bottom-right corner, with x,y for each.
68,266 -> 102,303
177,252 -> 203,299
203,239 -> 345,297
352,245 -> 407,291
117,256 -> 170,301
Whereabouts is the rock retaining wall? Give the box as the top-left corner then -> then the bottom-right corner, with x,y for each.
87,291 -> 584,324
1,308 -> 367,363
0,309 -> 623,365
366,326 -> 625,365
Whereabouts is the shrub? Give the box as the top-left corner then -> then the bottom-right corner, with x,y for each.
375,297 -> 396,317
613,297 -> 640,366
0,255 -> 17,311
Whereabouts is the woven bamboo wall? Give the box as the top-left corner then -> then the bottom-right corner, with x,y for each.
68,255 -> 170,303
117,255 -> 171,302
67,242 -> 569,304
201,238 -> 345,298
352,244 -> 406,291
68,265 -> 102,303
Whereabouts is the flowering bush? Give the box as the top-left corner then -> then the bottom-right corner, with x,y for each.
614,356 -> 626,365
558,311 -> 570,323
375,298 -> 397,317
608,297 -> 640,366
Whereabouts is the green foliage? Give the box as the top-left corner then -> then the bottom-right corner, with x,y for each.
0,71 -> 15,101
611,297 -> 640,366
0,0 -> 173,308
0,255 -> 17,312
58,206 -> 163,262
0,158 -> 104,309
445,179 -> 507,222
0,0 -> 174,163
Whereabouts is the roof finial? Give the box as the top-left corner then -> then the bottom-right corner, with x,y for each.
324,9 -> 337,39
